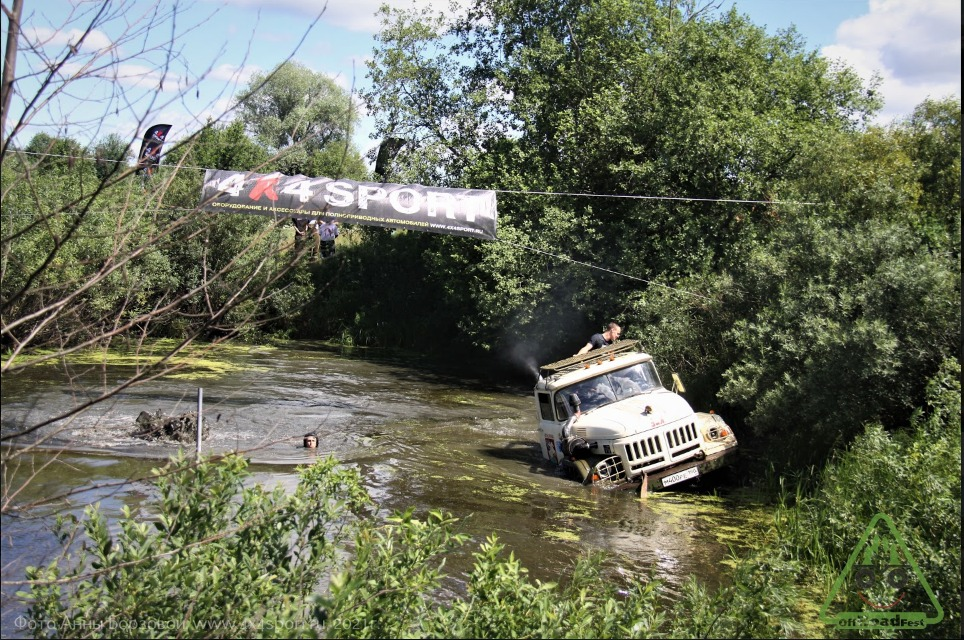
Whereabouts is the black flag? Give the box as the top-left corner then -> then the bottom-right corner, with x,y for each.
136,124 -> 172,175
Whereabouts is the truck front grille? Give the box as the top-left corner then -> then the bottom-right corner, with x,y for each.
667,421 -> 699,448
626,435 -> 662,460
621,421 -> 701,476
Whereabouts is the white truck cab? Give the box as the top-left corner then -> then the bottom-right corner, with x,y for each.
534,340 -> 738,490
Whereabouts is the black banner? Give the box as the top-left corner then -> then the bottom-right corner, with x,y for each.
136,124 -> 172,175
199,170 -> 498,241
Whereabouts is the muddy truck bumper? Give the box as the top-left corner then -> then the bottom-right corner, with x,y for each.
645,447 -> 737,490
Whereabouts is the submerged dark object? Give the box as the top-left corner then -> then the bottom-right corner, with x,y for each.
134,409 -> 208,443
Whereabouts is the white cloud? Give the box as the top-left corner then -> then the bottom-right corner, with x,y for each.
24,26 -> 114,52
821,0 -> 961,122
208,63 -> 260,86
219,0 -> 464,33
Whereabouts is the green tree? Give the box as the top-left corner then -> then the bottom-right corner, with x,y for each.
23,133 -> 91,177
900,98 -> 961,256
716,217 -> 959,463
167,119 -> 270,175
623,96 -> 961,464
236,61 -> 366,178
354,0 -> 881,353
158,119 -> 323,340
1,135 -> 180,349
92,133 -> 132,181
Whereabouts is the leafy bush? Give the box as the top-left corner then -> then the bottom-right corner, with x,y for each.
773,359 -> 961,638
321,516 -> 667,639
668,555 -> 805,639
321,510 -> 804,639
19,454 -> 370,638
725,218 -> 958,450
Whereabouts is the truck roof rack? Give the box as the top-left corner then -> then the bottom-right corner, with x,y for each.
539,340 -> 642,378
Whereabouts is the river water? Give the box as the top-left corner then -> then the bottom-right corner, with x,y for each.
1,341 -> 766,634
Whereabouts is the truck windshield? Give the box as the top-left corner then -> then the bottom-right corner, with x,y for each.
556,362 -> 662,417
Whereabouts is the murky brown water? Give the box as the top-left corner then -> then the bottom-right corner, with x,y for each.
1,341 -> 767,635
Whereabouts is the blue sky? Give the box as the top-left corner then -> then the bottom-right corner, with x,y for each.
6,0 -> 961,163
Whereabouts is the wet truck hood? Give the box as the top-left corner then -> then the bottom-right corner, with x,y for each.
573,390 -> 694,439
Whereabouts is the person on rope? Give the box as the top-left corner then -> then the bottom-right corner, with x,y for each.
291,218 -> 310,250
319,219 -> 339,258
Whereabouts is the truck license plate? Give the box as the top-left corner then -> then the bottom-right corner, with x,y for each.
662,466 -> 699,487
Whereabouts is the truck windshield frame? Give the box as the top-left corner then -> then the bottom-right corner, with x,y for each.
553,361 -> 663,420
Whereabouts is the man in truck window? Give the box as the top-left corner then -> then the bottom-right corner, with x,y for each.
569,378 -> 616,412
577,322 -> 621,354
612,369 -> 643,397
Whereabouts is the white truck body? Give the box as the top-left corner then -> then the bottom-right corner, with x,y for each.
534,341 -> 738,490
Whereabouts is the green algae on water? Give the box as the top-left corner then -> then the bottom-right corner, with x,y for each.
542,528 -> 580,542
3,339 -> 265,380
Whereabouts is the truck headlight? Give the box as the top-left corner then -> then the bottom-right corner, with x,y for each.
701,425 -> 731,441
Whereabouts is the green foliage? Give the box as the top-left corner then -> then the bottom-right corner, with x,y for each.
900,98 -> 962,256
163,120 -> 271,209
19,453 -> 816,640
772,359 -> 961,638
18,454 -> 371,638
355,0 -> 885,354
92,134 -> 133,181
319,508 -> 469,638
320,510 -> 669,639
238,61 -> 353,152
613,97 -> 961,471
623,269 -> 743,410
300,142 -> 369,182
302,229 -> 468,349
715,217 -> 959,463
321,507 -> 810,639
788,127 -> 922,224
669,555 -> 805,639
157,120 -> 323,339
23,134 -> 91,176
147,209 -> 298,340
236,61 -> 366,178
364,3 -> 491,185
429,539 -> 665,639
2,124 -> 320,350
1,141 -> 184,348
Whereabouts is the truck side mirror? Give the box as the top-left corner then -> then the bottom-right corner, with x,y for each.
568,393 -> 582,414
671,372 -> 686,394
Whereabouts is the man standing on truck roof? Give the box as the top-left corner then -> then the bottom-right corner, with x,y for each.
577,322 -> 621,354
